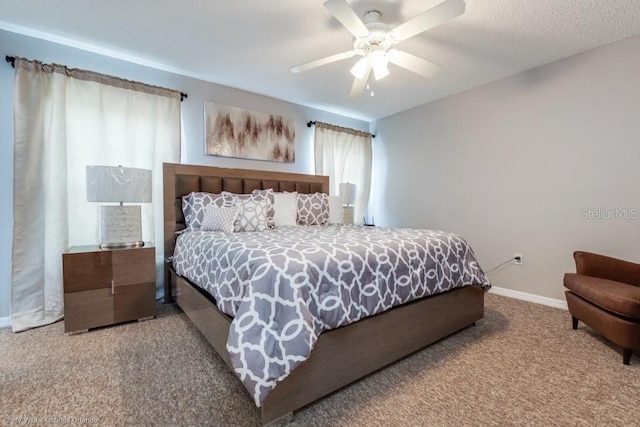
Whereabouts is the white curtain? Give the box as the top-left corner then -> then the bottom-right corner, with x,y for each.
11,58 -> 181,332
314,122 -> 372,224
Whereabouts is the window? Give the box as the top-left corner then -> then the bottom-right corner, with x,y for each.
314,122 -> 372,224
11,58 -> 181,331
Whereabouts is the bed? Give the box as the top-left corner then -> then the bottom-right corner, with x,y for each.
163,162 -> 489,425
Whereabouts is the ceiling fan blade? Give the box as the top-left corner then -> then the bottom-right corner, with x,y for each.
324,0 -> 369,38
290,51 -> 355,73
387,49 -> 441,79
390,0 -> 465,42
350,64 -> 371,98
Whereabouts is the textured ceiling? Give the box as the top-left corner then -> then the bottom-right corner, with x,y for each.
1,0 -> 640,121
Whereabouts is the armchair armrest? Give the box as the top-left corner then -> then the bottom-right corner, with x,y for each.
573,251 -> 640,287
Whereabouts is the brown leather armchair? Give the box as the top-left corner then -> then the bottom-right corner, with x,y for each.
564,251 -> 640,364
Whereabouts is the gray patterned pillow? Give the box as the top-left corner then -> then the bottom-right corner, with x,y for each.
221,191 -> 270,232
182,192 -> 225,230
297,192 -> 329,225
252,189 -> 276,228
201,205 -> 238,233
223,191 -> 275,229
233,198 -> 269,232
221,191 -> 265,206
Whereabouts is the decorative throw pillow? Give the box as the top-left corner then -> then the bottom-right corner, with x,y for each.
233,198 -> 269,232
222,190 -> 274,228
297,192 -> 329,225
201,205 -> 238,233
273,191 -> 298,226
252,189 -> 276,228
182,192 -> 225,230
328,195 -> 344,224
221,191 -> 264,205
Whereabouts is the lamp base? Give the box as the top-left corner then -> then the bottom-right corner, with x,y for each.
99,241 -> 145,249
100,205 -> 143,249
342,206 -> 354,225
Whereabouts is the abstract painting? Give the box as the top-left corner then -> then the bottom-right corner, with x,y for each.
205,102 -> 295,163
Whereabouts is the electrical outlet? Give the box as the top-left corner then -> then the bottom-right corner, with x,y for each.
514,253 -> 523,265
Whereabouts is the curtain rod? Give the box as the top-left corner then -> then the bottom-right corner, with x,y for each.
307,120 -> 375,138
5,55 -> 188,101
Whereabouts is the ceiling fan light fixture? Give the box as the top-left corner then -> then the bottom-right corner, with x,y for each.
370,50 -> 389,80
373,64 -> 389,81
292,0 -> 466,97
350,57 -> 369,79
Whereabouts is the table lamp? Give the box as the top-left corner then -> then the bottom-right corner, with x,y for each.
339,182 -> 356,225
86,165 -> 152,249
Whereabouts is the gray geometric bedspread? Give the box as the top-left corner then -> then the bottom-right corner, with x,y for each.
172,225 -> 490,406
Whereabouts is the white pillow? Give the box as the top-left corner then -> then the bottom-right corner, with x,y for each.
273,191 -> 298,226
328,195 -> 344,224
201,205 -> 238,233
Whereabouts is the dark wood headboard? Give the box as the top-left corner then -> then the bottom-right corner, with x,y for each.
162,162 -> 329,296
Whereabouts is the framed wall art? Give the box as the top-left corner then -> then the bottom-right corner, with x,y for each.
204,102 -> 295,163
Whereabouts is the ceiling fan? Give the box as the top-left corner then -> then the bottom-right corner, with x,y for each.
290,0 -> 465,97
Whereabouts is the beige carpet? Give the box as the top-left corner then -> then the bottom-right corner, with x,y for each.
1,294 -> 638,426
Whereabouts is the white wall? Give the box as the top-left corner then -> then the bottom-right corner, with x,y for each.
0,29 -> 369,318
372,34 -> 640,301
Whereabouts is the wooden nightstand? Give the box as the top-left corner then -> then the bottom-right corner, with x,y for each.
62,244 -> 156,333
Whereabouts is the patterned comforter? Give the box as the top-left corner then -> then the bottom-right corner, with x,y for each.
172,225 -> 490,406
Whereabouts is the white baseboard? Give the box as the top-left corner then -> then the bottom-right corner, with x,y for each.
489,286 -> 568,310
0,316 -> 11,329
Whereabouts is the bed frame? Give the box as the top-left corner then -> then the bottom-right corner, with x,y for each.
163,162 -> 485,425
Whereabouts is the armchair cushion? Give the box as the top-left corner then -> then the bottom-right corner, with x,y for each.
564,273 -> 640,319
574,251 -> 640,287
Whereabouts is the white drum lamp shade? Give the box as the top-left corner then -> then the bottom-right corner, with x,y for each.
86,166 -> 152,248
339,183 -> 356,206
